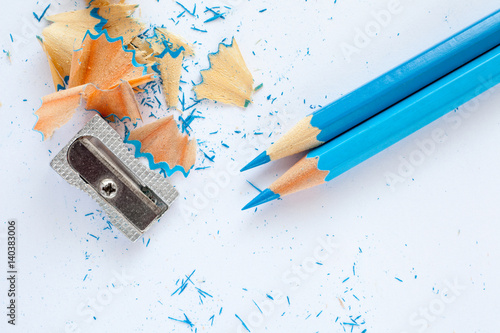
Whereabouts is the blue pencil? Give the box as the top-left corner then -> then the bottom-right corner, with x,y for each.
243,43 -> 500,210
241,9 -> 500,171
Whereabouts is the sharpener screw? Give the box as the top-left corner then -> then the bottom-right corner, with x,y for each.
100,179 -> 117,199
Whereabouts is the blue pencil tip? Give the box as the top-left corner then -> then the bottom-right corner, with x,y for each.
242,188 -> 280,210
240,151 -> 271,172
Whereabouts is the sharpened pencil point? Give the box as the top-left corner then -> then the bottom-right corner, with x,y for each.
242,188 -> 280,210
240,151 -> 271,172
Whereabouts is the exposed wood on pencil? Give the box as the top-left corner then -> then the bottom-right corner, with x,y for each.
267,115 -> 322,161
269,156 -> 328,197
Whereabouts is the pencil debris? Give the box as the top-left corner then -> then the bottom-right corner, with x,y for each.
34,31 -> 152,139
41,3 -> 143,90
34,1 -> 257,176
194,38 -> 254,107
126,115 -> 197,177
153,28 -> 194,109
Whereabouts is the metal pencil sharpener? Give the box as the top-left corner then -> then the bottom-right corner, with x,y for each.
51,116 -> 178,242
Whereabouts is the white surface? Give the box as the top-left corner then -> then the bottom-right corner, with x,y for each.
1,0 -> 500,332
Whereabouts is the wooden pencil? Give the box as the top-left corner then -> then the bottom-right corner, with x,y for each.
241,9 -> 500,172
243,43 -> 500,210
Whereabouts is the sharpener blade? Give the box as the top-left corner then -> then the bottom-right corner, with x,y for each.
50,116 -> 178,242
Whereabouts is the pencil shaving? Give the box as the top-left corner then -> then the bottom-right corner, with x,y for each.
155,27 -> 194,56
85,81 -> 141,122
153,28 -> 194,109
126,115 -> 197,177
34,31 -> 152,139
34,82 -> 143,139
126,28 -> 194,108
154,44 -> 186,109
34,85 -> 87,139
41,9 -> 100,87
38,37 -> 65,90
128,36 -> 155,64
194,37 -> 254,107
96,4 -> 144,46
87,0 -> 126,6
41,3 -> 143,90
68,31 -> 149,89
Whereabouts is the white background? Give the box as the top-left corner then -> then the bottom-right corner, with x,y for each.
1,0 -> 500,332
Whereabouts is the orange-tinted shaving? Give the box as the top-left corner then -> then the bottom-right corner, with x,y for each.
34,85 -> 87,139
68,33 -> 147,89
85,82 -> 141,122
128,116 -> 196,174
